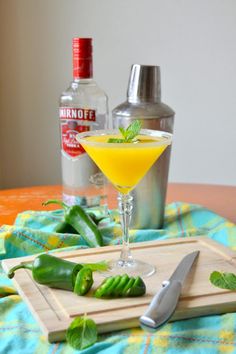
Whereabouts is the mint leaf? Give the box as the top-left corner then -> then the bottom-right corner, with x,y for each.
119,127 -> 126,136
209,271 -> 236,290
124,120 -> 142,141
108,120 -> 142,143
66,315 -> 97,350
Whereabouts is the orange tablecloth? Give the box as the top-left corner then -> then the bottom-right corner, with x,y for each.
0,183 -> 235,226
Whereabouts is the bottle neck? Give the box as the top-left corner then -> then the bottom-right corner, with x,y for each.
73,57 -> 93,80
72,38 -> 93,79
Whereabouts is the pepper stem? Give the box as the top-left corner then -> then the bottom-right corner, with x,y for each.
8,263 -> 33,279
42,199 -> 68,209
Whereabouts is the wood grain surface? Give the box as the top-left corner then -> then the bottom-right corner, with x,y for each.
2,236 -> 236,342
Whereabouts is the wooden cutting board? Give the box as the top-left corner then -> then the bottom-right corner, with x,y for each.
2,236 -> 236,343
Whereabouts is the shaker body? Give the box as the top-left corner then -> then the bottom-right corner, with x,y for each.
112,101 -> 174,229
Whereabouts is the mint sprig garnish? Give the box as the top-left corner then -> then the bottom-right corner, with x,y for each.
108,120 -> 142,143
120,120 -> 142,141
66,315 -> 97,350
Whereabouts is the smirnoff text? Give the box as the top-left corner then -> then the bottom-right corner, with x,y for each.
60,108 -> 96,121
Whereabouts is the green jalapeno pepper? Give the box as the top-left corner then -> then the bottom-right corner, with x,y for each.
74,267 -> 93,296
8,254 -> 82,291
8,254 -> 108,293
43,200 -> 103,247
65,205 -> 103,247
54,221 -> 78,234
94,274 -> 146,298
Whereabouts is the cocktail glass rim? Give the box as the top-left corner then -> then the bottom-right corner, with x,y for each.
77,128 -> 172,148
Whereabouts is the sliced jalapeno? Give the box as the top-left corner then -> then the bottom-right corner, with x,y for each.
74,268 -> 93,296
126,276 -> 146,297
105,275 -> 122,297
122,277 -> 135,297
94,276 -> 115,298
94,274 -> 146,298
113,274 -> 129,297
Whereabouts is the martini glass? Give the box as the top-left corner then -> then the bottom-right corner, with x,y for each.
77,129 -> 172,277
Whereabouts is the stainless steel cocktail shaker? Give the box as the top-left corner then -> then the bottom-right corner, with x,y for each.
112,64 -> 174,229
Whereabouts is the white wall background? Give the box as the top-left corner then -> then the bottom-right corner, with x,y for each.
0,0 -> 236,189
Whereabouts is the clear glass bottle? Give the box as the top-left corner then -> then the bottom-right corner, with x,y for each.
59,38 -> 109,207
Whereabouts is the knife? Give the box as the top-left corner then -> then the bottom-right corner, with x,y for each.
140,250 -> 200,330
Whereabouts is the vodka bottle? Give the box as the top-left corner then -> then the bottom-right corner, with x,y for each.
59,38 -> 109,207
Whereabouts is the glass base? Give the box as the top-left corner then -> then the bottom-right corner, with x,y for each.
103,259 -> 156,278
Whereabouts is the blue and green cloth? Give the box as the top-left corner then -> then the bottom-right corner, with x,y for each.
0,202 -> 236,353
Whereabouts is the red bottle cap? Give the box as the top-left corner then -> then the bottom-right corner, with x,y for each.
73,38 -> 93,79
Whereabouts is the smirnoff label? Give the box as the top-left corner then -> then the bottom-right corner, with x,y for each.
60,107 -> 96,158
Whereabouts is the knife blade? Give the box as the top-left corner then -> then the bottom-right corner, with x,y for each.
140,250 -> 199,330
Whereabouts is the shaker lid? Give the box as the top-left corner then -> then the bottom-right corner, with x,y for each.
127,64 -> 161,103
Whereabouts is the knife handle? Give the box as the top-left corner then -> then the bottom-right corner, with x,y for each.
140,280 -> 182,329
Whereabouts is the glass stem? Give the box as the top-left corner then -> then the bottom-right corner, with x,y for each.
118,192 -> 134,265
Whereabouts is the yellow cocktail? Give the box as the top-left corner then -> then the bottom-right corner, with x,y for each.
82,135 -> 167,194
77,128 -> 172,277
